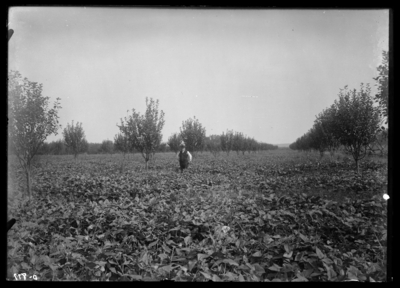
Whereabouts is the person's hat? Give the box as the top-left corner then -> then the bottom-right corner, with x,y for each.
179,141 -> 185,147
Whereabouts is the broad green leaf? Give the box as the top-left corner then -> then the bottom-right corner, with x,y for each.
148,240 -> 158,248
197,253 -> 209,261
212,274 -> 222,282
315,247 -> 325,259
222,259 -> 239,266
211,260 -> 223,268
160,264 -> 175,273
295,251 -> 305,261
253,263 -> 265,275
130,275 -> 142,280
283,251 -> 293,258
292,275 -> 308,282
268,264 -> 282,272
162,244 -> 171,253
158,253 -> 168,261
184,235 -> 191,246
200,271 -> 212,280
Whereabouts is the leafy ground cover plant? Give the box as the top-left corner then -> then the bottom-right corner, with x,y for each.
7,150 -> 387,281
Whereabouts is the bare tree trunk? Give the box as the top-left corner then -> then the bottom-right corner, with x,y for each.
355,159 -> 359,174
120,153 -> 126,173
26,168 -> 31,199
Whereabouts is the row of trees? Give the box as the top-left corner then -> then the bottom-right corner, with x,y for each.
37,115 -> 277,160
289,50 -> 389,173
40,127 -> 278,158
15,91 -> 277,164
37,139 -> 117,155
168,125 -> 278,157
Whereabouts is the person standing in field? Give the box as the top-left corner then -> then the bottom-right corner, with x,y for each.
177,141 -> 192,173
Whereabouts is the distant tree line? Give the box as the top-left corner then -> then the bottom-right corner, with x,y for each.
36,139 -> 171,155
167,120 -> 278,158
33,106 -> 277,162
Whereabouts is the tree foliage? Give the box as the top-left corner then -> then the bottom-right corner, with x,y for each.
87,143 -> 102,155
99,140 -> 114,154
113,133 -> 133,173
290,131 -> 313,152
63,121 -> 87,158
220,130 -> 234,155
314,106 -> 341,157
373,50 -> 388,124
167,133 -> 182,153
205,135 -> 221,157
245,137 -> 258,154
8,70 -> 61,198
51,139 -> 66,155
180,116 -> 206,155
232,132 -> 245,155
367,128 -> 388,157
114,133 -> 133,155
258,142 -> 278,151
157,142 -> 169,153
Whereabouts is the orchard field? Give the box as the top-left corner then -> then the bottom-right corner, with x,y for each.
7,149 -> 388,282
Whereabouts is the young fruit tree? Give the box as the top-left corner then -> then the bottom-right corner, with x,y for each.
232,132 -> 245,155
114,133 -> 134,173
167,133 -> 182,153
158,142 -> 169,153
118,98 -> 165,170
37,142 -> 50,155
245,137 -> 258,154
308,125 -> 326,158
314,106 -> 341,158
259,142 -> 278,151
367,128 -> 388,157
240,134 -> 249,155
220,130 -> 234,156
50,139 -> 65,155
332,84 -> 382,173
205,135 -> 221,157
180,116 -> 206,156
114,133 -> 133,155
63,121 -> 88,158
290,131 -> 313,152
8,70 -> 61,199
99,140 -> 114,154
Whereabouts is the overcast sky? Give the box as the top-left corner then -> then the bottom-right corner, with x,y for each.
8,7 -> 389,145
